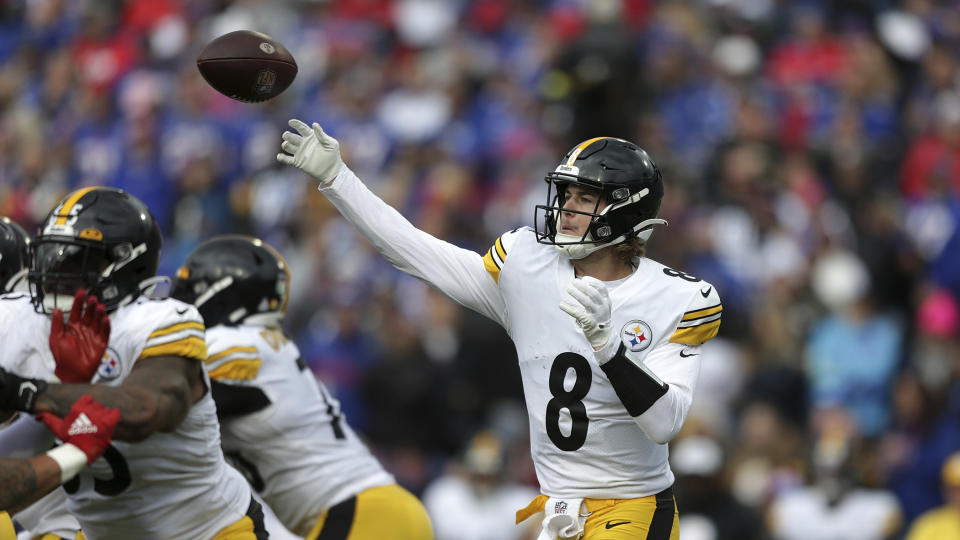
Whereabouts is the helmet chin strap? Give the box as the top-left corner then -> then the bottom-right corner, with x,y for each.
554,217 -> 669,260
554,232 -> 608,260
3,268 -> 28,293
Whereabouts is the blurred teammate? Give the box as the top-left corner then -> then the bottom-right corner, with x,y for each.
0,217 -> 30,293
171,235 -> 433,540
279,121 -> 722,539
0,187 -> 265,540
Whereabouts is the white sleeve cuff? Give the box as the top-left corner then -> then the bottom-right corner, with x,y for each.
46,443 -> 88,483
317,164 -> 350,191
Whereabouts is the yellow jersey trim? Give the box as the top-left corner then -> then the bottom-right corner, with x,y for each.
208,359 -> 262,381
147,321 -> 204,340
206,346 -> 258,364
483,249 -> 501,283
139,336 -> 208,362
681,304 -> 722,321
670,320 -> 721,345
494,237 -> 507,261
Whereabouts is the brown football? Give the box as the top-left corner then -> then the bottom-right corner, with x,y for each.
197,30 -> 297,103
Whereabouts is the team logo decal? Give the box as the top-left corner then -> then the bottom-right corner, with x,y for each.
97,347 -> 122,381
254,69 -> 276,94
620,320 -> 653,352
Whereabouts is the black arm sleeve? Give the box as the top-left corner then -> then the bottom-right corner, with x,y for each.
0,367 -> 47,413
209,381 -> 271,419
599,343 -> 669,416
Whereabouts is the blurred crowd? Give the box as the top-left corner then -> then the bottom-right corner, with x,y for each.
2,0 -> 960,538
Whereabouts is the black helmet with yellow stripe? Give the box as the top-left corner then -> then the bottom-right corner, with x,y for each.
30,187 -> 162,313
170,235 -> 290,328
535,137 -> 667,259
0,217 -> 31,292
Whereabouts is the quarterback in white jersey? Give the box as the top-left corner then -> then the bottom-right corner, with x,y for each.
171,235 -> 433,540
279,123 -> 722,540
0,187 -> 265,540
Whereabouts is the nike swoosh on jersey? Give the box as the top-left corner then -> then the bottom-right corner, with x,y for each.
175,307 -> 189,315
679,349 -> 699,358
605,521 -> 630,529
700,286 -> 712,298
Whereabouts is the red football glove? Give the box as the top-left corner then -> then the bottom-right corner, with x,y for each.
38,395 -> 121,464
49,289 -> 111,383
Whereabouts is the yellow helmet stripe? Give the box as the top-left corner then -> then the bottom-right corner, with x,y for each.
565,137 -> 625,166
566,137 -> 606,166
54,186 -> 98,225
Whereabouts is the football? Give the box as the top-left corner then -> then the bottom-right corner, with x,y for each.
196,30 -> 297,103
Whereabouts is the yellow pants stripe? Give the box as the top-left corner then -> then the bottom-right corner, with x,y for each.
0,513 -> 16,540
212,498 -> 268,540
306,484 -> 433,540
36,533 -> 85,540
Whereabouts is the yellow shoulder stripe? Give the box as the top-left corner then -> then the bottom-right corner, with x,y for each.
206,346 -> 258,364
494,237 -> 506,260
208,359 -> 262,381
139,336 -> 208,362
148,321 -> 204,340
682,304 -> 722,321
483,248 -> 501,283
670,320 -> 721,345
482,234 -> 509,284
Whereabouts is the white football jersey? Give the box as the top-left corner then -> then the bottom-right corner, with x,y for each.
205,324 -> 394,536
485,229 -> 721,498
320,168 -> 722,500
0,293 -> 252,540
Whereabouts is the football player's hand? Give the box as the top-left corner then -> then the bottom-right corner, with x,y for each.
276,119 -> 345,185
38,395 -> 120,465
559,277 -> 613,353
50,289 -> 110,383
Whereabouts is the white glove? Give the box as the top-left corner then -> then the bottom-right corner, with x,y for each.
276,119 -> 345,185
559,277 -> 614,355
537,497 -> 585,540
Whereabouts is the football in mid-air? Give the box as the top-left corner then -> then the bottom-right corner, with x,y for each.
197,30 -> 297,103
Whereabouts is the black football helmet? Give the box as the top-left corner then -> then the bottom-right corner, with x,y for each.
0,217 -> 31,292
535,137 -> 667,259
170,235 -> 289,327
29,187 -> 162,313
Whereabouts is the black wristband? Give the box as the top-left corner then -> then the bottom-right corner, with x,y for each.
600,343 -> 669,417
0,367 -> 47,413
